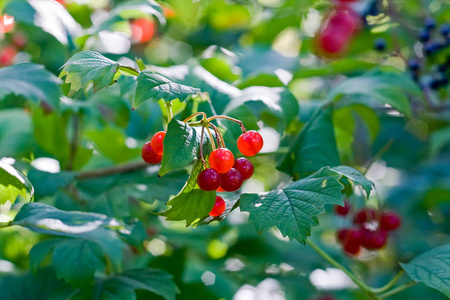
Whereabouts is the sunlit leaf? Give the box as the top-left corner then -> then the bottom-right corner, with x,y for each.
0,162 -> 33,205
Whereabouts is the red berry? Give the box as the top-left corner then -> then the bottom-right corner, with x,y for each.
0,46 -> 17,66
380,212 -> 401,231
221,168 -> 243,192
337,228 -> 349,243
353,208 -> 377,225
141,142 -> 162,164
361,230 -> 387,250
151,131 -> 165,155
197,168 -> 221,191
209,196 -> 226,217
217,186 -> 225,192
130,18 -> 157,43
237,131 -> 264,156
335,201 -> 351,216
0,14 -> 14,34
318,29 -> 349,54
343,240 -> 361,256
233,158 -> 254,180
209,148 -> 234,174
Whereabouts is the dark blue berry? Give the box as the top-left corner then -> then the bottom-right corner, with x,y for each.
366,1 -> 379,16
438,64 -> 448,72
441,24 -> 450,36
424,42 -> 439,55
408,59 -> 420,71
418,28 -> 430,42
429,78 -> 441,90
374,38 -> 386,51
424,17 -> 436,30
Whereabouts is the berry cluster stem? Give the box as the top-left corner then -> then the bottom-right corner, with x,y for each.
165,101 -> 173,123
207,115 -> 246,133
199,124 -> 207,167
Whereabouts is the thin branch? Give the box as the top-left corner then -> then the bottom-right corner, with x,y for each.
370,270 -> 405,294
379,281 -> 417,299
66,114 -> 81,171
363,138 -> 394,175
75,161 -> 148,180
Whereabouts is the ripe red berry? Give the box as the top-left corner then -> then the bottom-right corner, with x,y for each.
353,208 -> 377,225
0,46 -> 17,66
335,201 -> 351,216
197,168 -> 221,191
233,157 -> 254,180
361,230 -> 387,250
141,142 -> 162,164
343,240 -> 361,256
130,18 -> 157,43
209,196 -> 226,217
379,212 -> 401,231
221,168 -> 243,192
209,148 -> 234,174
318,29 -> 349,54
151,131 -> 165,155
337,228 -> 350,242
237,131 -> 264,156
217,186 -> 225,192
0,14 -> 14,34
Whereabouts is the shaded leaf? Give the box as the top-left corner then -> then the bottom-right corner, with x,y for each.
401,243 -> 450,297
278,106 -> 340,179
27,169 -> 74,199
133,71 -> 200,109
0,64 -> 61,109
240,167 -> 344,244
330,166 -> 374,197
159,159 -> 215,226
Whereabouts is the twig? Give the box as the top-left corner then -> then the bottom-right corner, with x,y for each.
363,139 -> 394,175
75,161 -> 148,180
66,114 -> 81,171
379,281 -> 417,299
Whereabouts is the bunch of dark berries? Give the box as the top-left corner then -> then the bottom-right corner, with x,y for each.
335,202 -> 401,256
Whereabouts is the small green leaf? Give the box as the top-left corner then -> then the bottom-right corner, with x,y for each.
401,243 -> 450,297
159,119 -> 205,176
60,51 -> 120,96
240,167 -> 344,244
0,162 -> 34,205
100,268 -> 179,300
0,64 -> 61,109
278,106 -> 341,179
159,159 -> 216,226
27,169 -> 74,199
330,166 -> 374,197
133,71 -> 200,109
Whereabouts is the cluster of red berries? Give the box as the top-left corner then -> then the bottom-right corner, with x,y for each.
315,3 -> 361,57
199,130 -> 263,217
141,131 -> 165,164
335,202 -> 401,256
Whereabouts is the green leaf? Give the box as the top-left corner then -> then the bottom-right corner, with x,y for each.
27,169 -> 74,199
60,51 -> 120,96
240,167 -> 344,244
159,159 -> 216,226
0,162 -> 34,205
278,106 -> 341,179
159,119 -> 204,176
330,166 -> 374,197
401,243 -> 450,297
0,64 -> 61,109
5,0 -> 82,45
13,203 -> 126,269
0,109 -> 33,158
328,71 -> 421,117
133,71 -> 200,109
198,197 -> 240,225
99,268 -> 179,300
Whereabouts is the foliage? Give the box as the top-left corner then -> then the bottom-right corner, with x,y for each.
0,0 -> 449,299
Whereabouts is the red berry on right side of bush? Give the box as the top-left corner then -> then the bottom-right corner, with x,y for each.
209,148 -> 234,174
141,142 -> 162,164
237,130 -> 264,156
197,168 -> 221,191
335,201 -> 351,216
361,230 -> 387,250
233,157 -> 254,180
151,131 -> 166,155
221,168 -> 243,192
380,212 -> 401,231
209,196 -> 226,217
343,240 -> 361,256
130,18 -> 157,43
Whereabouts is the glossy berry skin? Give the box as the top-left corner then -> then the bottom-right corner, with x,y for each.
237,131 -> 264,156
197,168 -> 221,191
318,29 -> 349,54
0,14 -> 14,34
209,148 -> 234,173
335,201 -> 351,216
233,158 -> 254,180
441,24 -> 450,37
221,168 -> 243,192
151,131 -> 165,155
361,230 -> 387,250
408,59 -> 420,71
374,38 -> 386,51
130,18 -> 157,43
338,228 -> 362,256
141,142 -> 162,164
353,208 -> 377,225
343,240 -> 361,256
380,212 -> 401,231
337,228 -> 349,242
209,196 -> 226,217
